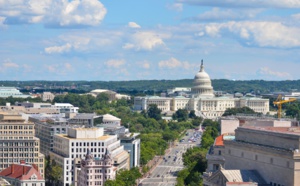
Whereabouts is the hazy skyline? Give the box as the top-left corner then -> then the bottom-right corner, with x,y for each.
0,0 -> 300,81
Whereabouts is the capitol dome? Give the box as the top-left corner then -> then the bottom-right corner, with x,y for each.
191,60 -> 214,98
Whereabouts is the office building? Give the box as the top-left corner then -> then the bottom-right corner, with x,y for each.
0,113 -> 45,177
29,114 -> 70,156
50,128 -> 129,186
223,126 -> 300,186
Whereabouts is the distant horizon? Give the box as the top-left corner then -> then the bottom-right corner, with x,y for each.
0,78 -> 299,82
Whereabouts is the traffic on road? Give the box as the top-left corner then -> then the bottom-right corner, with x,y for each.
139,129 -> 202,186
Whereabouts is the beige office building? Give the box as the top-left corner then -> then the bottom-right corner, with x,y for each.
0,113 -> 45,177
223,126 -> 300,186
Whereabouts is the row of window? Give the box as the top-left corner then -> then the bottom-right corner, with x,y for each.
72,142 -> 105,147
0,125 -> 33,130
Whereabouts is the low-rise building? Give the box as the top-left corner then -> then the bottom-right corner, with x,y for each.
41,92 -> 55,102
0,161 -> 45,186
52,103 -> 79,114
0,87 -> 30,98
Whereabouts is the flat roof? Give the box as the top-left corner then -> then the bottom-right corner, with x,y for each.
241,126 -> 300,136
56,134 -> 112,140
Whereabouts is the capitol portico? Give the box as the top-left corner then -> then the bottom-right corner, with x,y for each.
134,61 -> 269,119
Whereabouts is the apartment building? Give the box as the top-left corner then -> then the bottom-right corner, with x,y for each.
50,127 -> 129,186
0,113 -> 45,177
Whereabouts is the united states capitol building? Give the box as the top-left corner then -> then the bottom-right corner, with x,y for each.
134,61 -> 269,119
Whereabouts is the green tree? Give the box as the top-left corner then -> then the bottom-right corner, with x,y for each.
222,106 -> 256,116
189,110 -> 197,119
147,104 -> 162,120
172,109 -> 189,122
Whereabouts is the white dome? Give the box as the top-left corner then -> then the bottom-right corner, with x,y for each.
192,60 -> 214,98
195,70 -> 210,79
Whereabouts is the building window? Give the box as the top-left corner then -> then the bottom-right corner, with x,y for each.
218,150 -> 221,155
255,155 -> 258,161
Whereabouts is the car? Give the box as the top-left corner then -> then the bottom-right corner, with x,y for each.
157,174 -> 160,177
168,155 -> 171,158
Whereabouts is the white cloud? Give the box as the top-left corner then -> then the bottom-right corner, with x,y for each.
202,21 -> 300,48
123,31 -> 166,51
0,59 -> 19,72
128,22 -> 141,28
166,3 -> 183,12
44,35 -> 92,54
137,61 -> 151,69
105,59 -> 126,68
44,43 -> 72,54
0,0 -> 107,27
177,0 -> 300,8
188,8 -> 261,22
159,57 -> 192,69
257,67 -> 292,79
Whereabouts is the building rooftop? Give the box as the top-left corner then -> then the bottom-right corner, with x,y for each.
221,169 -> 266,184
57,134 -> 112,140
0,162 -> 43,181
72,113 -> 100,120
215,135 -> 224,146
241,126 -> 300,136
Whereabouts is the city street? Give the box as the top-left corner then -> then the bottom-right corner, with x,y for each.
139,129 -> 201,186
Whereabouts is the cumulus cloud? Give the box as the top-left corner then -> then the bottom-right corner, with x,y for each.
159,57 -> 193,69
0,0 -> 107,27
257,67 -> 292,79
45,43 -> 72,54
44,35 -> 91,54
177,0 -> 300,8
105,59 -> 126,68
166,3 -> 183,12
202,21 -> 300,48
123,31 -> 166,51
128,22 -> 141,28
3,61 -> 19,68
0,59 -> 19,72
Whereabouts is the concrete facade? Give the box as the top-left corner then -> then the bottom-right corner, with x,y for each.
50,128 -> 129,186
223,126 -> 300,186
0,113 -> 44,178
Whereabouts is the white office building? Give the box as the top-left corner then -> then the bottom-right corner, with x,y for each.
50,128 -> 129,186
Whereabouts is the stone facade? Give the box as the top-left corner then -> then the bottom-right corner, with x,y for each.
133,62 -> 269,119
223,126 -> 300,186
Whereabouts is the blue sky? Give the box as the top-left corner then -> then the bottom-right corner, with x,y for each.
1,0 -> 300,81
